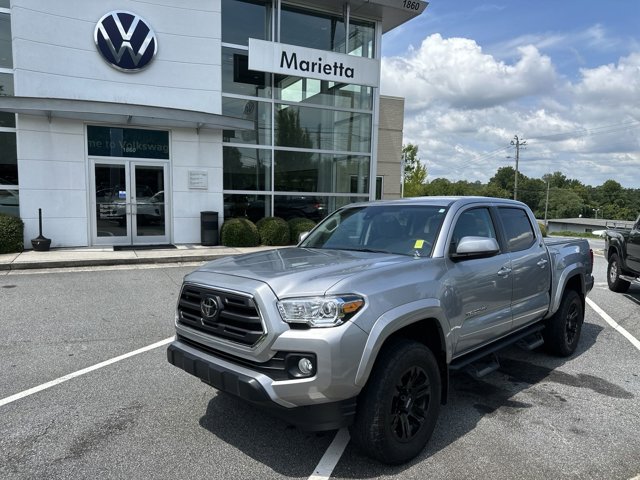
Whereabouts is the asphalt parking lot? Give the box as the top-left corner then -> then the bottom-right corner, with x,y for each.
1,252 -> 639,479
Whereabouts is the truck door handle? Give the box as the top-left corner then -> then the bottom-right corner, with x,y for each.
497,266 -> 512,277
537,259 -> 548,268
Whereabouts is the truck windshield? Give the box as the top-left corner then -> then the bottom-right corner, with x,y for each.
300,204 -> 448,257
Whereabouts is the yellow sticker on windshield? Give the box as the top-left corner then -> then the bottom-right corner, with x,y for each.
414,239 -> 425,249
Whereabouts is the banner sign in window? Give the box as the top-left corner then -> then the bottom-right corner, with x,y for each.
248,39 -> 380,88
88,126 -> 169,159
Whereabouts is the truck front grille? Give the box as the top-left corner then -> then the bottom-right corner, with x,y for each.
178,284 -> 265,346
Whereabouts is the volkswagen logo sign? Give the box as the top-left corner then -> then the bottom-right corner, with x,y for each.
200,296 -> 220,322
94,11 -> 157,72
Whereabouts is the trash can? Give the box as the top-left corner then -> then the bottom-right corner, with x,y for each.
201,211 -> 219,246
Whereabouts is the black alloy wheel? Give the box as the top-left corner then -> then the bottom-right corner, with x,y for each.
391,366 -> 430,442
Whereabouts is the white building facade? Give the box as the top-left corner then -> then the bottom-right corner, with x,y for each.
0,0 -> 426,248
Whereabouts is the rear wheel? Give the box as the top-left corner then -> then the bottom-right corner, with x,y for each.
543,289 -> 584,357
350,339 -> 441,465
607,254 -> 631,293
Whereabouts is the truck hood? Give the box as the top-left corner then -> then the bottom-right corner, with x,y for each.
191,247 -> 412,298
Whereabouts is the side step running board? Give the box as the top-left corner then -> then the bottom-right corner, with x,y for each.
517,332 -> 544,351
450,323 -> 546,374
465,353 -> 500,378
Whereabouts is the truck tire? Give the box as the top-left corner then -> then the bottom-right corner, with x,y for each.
543,289 -> 584,357
607,254 -> 631,293
350,339 -> 441,465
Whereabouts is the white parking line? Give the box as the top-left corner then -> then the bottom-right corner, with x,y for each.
586,298 -> 640,351
309,427 -> 350,480
0,337 -> 174,408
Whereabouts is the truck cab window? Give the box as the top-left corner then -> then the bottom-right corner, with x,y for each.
498,207 -> 535,251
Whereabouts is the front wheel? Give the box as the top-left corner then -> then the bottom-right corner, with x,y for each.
607,254 -> 631,293
350,339 -> 441,465
543,289 -> 584,357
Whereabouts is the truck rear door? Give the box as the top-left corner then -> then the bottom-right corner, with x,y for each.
496,206 -> 551,330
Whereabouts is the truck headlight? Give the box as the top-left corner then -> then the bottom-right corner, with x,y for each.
277,295 -> 365,328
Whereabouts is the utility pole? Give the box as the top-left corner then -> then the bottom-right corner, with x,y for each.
510,135 -> 526,200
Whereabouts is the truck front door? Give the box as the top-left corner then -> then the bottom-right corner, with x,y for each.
446,207 -> 513,355
626,216 -> 640,273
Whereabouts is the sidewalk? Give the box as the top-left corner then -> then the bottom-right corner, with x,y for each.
0,244 -> 275,271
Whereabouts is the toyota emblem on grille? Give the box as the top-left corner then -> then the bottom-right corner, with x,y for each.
94,11 -> 157,72
200,296 -> 220,322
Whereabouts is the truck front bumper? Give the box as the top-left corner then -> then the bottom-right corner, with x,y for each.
167,338 -> 357,431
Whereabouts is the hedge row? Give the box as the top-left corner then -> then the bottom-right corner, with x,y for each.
0,213 -> 24,254
220,217 -> 317,247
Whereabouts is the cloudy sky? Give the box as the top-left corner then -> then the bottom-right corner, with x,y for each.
380,0 -> 640,188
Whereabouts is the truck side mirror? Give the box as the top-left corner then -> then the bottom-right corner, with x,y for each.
452,236 -> 500,259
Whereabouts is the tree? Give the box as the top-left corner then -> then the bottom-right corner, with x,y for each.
402,144 -> 427,197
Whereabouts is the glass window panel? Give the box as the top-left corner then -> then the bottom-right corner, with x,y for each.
275,151 -> 369,194
0,1 -> 9,9
275,75 -> 373,110
0,72 -> 13,96
280,5 -> 345,53
0,13 -> 11,69
222,0 -> 271,46
222,47 -> 271,97
275,104 -> 371,152
0,131 -> 17,185
348,19 -> 375,58
223,146 -> 271,190
224,193 -> 272,223
274,195 -> 327,222
87,126 -> 169,159
0,188 -> 18,217
222,97 -> 272,145
0,111 -> 14,127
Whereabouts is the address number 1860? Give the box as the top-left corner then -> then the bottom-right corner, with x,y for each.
402,0 -> 421,10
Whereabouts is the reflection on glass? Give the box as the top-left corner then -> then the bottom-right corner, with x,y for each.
134,165 -> 165,237
275,105 -> 371,152
275,76 -> 373,110
348,19 -> 375,58
0,188 -> 18,217
95,164 -> 127,237
281,5 -> 345,53
223,147 -> 271,190
0,13 -> 12,69
274,195 -> 327,222
0,131 -> 17,185
222,47 -> 270,98
224,193 -> 271,223
0,111 -> 15,127
222,0 -> 271,46
222,97 -> 272,145
0,72 -> 13,96
275,151 -> 370,194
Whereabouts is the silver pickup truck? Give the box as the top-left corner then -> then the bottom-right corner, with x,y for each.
167,196 -> 594,464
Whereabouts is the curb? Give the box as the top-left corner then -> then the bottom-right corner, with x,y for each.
0,254 -> 231,271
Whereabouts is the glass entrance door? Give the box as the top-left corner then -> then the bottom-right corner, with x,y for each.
92,161 -> 169,245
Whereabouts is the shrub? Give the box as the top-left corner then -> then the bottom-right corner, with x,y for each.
220,217 -> 259,247
0,213 -> 24,254
256,217 -> 290,246
288,217 -> 316,244
537,222 -> 547,237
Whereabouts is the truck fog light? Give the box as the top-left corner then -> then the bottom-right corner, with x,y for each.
285,353 -> 316,378
298,358 -> 314,375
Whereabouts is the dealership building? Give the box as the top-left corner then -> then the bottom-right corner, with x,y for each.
0,0 -> 426,248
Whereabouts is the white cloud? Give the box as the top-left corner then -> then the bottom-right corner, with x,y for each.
381,34 -> 557,110
381,34 -> 640,188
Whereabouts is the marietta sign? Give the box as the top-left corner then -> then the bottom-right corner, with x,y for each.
248,39 -> 380,88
